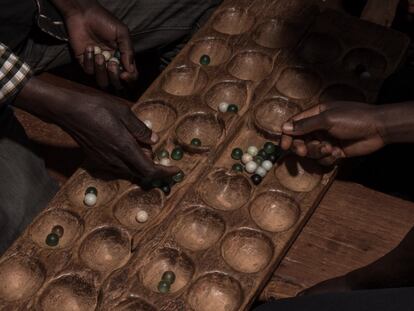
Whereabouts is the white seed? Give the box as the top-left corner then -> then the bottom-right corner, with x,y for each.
247,146 -> 259,157
94,46 -> 102,55
218,102 -> 229,113
262,160 -> 273,171
136,210 -> 149,223
109,57 -> 120,64
242,153 -> 253,164
143,119 -> 153,130
255,166 -> 267,177
102,51 -> 112,61
160,158 -> 171,167
84,193 -> 97,207
245,161 -> 258,174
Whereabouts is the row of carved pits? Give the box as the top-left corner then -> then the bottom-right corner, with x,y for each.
30,211 -> 131,273
0,254 -> 99,311
160,52 -> 273,99
125,273 -> 243,311
298,32 -> 388,79
0,229 -> 131,307
134,80 -> 249,134
211,7 -> 305,50
274,66 -> 367,102
136,228 -> 272,309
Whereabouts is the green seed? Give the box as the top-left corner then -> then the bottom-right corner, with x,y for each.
51,225 -> 64,238
191,138 -> 202,147
171,147 -> 184,161
258,149 -> 268,160
157,149 -> 170,160
172,171 -> 185,183
232,163 -> 244,173
231,148 -> 243,160
45,233 -> 59,247
253,156 -> 264,165
85,187 -> 97,196
264,142 -> 276,155
162,271 -> 176,284
200,54 -> 211,66
158,280 -> 170,294
227,104 -> 239,113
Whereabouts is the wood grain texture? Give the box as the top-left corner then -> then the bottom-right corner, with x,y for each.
260,181 -> 414,300
0,1 -> 410,310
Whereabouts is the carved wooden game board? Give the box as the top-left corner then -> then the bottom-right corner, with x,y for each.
0,1 -> 409,310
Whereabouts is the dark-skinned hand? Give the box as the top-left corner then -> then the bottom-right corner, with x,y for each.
64,2 -> 138,89
14,74 -> 179,183
281,102 -> 386,166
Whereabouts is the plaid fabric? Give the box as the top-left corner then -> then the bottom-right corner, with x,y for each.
0,43 -> 32,105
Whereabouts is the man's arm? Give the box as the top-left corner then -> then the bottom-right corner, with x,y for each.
48,0 -> 137,89
281,101 -> 414,165
13,73 -> 179,182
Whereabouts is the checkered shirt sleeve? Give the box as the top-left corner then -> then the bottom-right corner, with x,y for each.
0,43 -> 32,105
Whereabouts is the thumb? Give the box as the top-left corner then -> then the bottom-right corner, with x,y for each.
283,114 -> 328,136
117,25 -> 136,74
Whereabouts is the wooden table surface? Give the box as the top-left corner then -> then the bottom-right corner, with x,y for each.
260,180 -> 414,300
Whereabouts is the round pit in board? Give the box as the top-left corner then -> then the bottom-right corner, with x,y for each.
133,101 -> 177,133
250,191 -> 300,232
66,171 -> 119,208
300,32 -> 343,64
113,188 -> 164,229
37,275 -> 98,311
228,51 -> 273,82
187,273 -> 242,311
175,112 -> 224,152
221,229 -> 273,273
29,210 -> 82,249
342,48 -> 387,79
0,255 -> 45,302
199,169 -> 252,211
253,98 -> 301,137
274,155 -> 324,192
161,66 -> 208,96
189,38 -> 232,66
205,81 -> 248,113
79,227 -> 131,273
172,208 -> 226,251
319,84 -> 367,102
253,18 -> 303,49
275,67 -> 322,100
212,7 -> 255,35
140,248 -> 194,294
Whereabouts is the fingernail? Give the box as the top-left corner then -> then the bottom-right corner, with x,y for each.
283,122 -> 293,132
151,132 -> 159,143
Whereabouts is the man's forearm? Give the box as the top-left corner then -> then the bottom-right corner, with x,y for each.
49,0 -> 98,18
377,102 -> 414,145
13,73 -> 102,124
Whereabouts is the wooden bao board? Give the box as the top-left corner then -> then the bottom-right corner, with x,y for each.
0,1 -> 408,310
